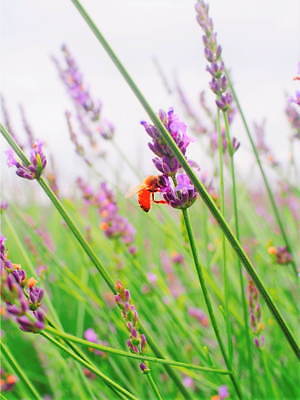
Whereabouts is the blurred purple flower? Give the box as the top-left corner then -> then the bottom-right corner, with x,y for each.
291,90 -> 300,106
84,328 -> 108,357
247,278 -> 264,347
6,141 -> 47,180
84,328 -> 98,343
188,307 -> 209,327
53,45 -> 115,142
77,178 -> 136,250
0,236 -> 46,333
218,385 -> 229,399
0,201 -> 8,212
285,95 -> 300,139
115,281 -> 149,372
182,376 -> 195,389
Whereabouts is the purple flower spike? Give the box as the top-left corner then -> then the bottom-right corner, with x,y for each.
115,281 -> 150,372
0,236 -> 46,333
195,1 -> 235,114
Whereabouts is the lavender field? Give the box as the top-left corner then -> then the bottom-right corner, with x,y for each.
1,1 -> 299,399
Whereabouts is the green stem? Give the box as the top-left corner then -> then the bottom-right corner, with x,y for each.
181,209 -> 242,399
223,111 -> 254,396
40,332 -> 138,400
146,373 -> 164,400
0,341 -> 42,400
226,71 -> 298,278
45,326 -> 230,375
216,109 -> 233,364
65,0 -> 299,358
260,349 -> 280,400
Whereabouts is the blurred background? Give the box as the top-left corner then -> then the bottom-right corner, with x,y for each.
1,0 -> 299,200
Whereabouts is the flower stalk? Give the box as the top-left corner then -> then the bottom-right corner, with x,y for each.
181,208 -> 242,399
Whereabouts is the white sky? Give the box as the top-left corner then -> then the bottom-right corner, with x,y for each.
1,0 -> 300,197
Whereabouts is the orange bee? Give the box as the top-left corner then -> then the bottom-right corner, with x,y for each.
127,175 -> 168,212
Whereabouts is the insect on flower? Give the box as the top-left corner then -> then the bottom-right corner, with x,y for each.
126,175 -> 168,212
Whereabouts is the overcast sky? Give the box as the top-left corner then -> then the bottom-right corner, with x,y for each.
1,0 -> 299,198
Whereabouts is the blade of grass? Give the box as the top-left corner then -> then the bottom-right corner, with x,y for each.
45,326 -> 231,375
146,373 -> 164,400
181,208 -> 242,399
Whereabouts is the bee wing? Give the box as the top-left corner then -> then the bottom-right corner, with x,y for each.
125,184 -> 146,198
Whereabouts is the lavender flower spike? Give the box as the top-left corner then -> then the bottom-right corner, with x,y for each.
115,281 -> 149,373
1,236 -> 46,333
195,1 -> 233,112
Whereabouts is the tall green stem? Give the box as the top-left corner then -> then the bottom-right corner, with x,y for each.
181,208 -> 242,399
45,326 -> 230,374
146,373 -> 164,400
216,109 -> 233,363
0,341 -> 42,400
223,111 -> 254,398
226,72 -> 298,277
65,0 -> 299,358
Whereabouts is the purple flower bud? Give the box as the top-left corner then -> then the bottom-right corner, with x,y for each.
6,303 -> 27,316
139,362 -> 150,373
29,287 -> 44,309
216,93 -> 233,111
12,270 -> 26,285
163,174 -> 197,209
33,309 -> 45,323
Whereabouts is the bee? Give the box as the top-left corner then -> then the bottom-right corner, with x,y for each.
127,175 -> 168,212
